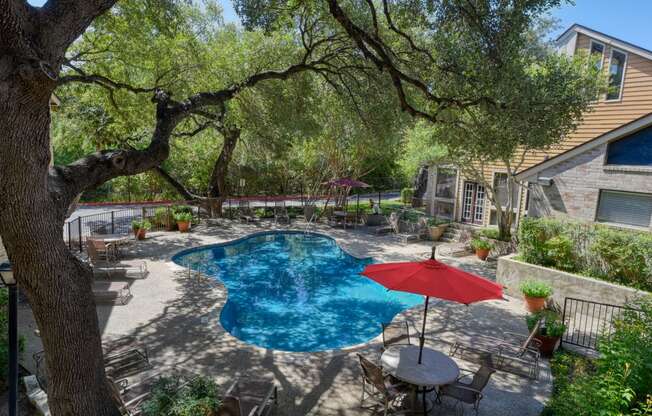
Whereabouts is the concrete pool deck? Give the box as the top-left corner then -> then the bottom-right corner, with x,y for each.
19,220 -> 551,415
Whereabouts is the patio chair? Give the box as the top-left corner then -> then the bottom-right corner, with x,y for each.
274,201 -> 290,224
357,354 -> 410,415
218,377 -> 278,416
93,261 -> 149,280
87,238 -> 117,263
381,321 -> 413,350
93,280 -> 133,305
34,336 -> 151,390
238,200 -> 256,223
387,212 -> 422,243
436,363 -> 496,416
449,320 -> 542,379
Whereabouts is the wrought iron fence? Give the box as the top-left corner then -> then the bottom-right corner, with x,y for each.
561,297 -> 642,351
63,190 -> 406,252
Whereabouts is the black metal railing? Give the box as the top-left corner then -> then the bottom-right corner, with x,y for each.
561,297 -> 641,351
63,203 -> 200,252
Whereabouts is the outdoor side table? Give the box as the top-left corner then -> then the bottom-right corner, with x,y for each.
381,345 -> 460,415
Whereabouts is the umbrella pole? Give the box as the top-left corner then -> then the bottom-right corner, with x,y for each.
418,296 -> 430,365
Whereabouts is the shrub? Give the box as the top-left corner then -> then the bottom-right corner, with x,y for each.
544,298 -> 652,415
154,207 -> 173,227
477,228 -> 501,240
141,376 -> 221,416
427,217 -> 448,227
517,217 -> 652,291
520,280 -> 553,298
400,188 -> 414,204
172,205 -> 193,215
174,212 -> 193,222
470,238 -> 493,251
131,219 -> 151,230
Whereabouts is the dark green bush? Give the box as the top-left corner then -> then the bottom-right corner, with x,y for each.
477,228 -> 501,240
544,299 -> 652,415
141,376 -> 221,416
518,218 -> 652,291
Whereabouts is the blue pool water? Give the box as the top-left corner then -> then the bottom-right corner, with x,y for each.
172,232 -> 422,352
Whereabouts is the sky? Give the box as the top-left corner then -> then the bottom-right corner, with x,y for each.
25,0 -> 652,51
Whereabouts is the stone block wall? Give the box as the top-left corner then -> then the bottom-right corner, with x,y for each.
497,255 -> 649,307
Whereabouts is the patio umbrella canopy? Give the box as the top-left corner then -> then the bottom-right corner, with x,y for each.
325,177 -> 370,188
361,255 -> 504,363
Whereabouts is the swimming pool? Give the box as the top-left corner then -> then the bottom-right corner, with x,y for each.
172,232 -> 422,352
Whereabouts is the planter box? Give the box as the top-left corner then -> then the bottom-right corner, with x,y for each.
496,254 -> 649,307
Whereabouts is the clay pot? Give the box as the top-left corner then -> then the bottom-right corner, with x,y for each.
475,248 -> 490,261
535,334 -> 561,357
134,228 -> 147,240
524,295 -> 547,313
177,221 -> 191,232
428,224 -> 448,241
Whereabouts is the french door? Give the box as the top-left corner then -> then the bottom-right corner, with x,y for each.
461,182 -> 485,225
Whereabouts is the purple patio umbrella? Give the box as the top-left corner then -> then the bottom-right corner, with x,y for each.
324,177 -> 370,218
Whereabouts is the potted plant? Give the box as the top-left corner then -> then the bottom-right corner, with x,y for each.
174,212 -> 193,233
427,217 -> 449,241
520,280 -> 553,312
526,310 -> 566,357
131,219 -> 151,240
470,238 -> 493,260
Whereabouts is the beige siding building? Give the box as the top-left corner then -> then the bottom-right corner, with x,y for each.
424,24 -> 652,232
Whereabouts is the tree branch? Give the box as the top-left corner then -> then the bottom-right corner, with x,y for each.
153,166 -> 204,201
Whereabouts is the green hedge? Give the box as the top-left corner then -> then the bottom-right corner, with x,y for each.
518,218 -> 652,291
543,299 -> 652,415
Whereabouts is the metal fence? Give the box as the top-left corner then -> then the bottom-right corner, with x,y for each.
63,203 -> 200,252
63,190 -> 406,252
561,297 -> 642,351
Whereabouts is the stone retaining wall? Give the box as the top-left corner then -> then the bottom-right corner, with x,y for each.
497,254 -> 649,306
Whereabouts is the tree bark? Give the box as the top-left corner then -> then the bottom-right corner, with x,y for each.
208,127 -> 240,215
0,76 -> 120,414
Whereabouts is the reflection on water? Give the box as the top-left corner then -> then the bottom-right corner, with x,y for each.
173,232 -> 422,352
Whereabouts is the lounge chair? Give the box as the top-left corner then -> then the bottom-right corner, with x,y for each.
93,280 -> 133,305
436,362 -> 496,415
93,261 -> 149,280
449,320 -> 542,379
34,336 -> 151,390
381,321 -> 413,350
357,354 -> 410,415
218,377 -> 278,416
238,200 -> 256,223
274,201 -> 290,224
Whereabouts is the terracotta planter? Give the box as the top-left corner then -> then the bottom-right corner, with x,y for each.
475,248 -> 490,261
134,228 -> 147,240
524,295 -> 547,313
535,334 -> 561,357
177,221 -> 191,232
427,224 -> 447,241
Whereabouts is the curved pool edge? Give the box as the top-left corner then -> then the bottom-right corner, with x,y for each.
170,229 -> 373,263
167,230 -> 419,355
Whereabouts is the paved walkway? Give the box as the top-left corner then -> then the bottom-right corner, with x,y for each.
19,220 -> 551,415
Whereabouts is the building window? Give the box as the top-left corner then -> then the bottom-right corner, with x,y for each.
589,40 -> 604,71
605,125 -> 652,166
434,201 -> 454,220
606,49 -> 627,101
596,190 -> 652,228
435,168 -> 457,199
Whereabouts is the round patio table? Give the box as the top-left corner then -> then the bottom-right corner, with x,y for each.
381,345 -> 460,415
91,234 -> 131,257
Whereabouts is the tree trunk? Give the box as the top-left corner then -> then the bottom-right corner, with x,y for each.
208,128 -> 240,216
0,78 -> 119,415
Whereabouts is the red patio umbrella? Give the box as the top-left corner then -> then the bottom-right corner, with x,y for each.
361,255 -> 504,363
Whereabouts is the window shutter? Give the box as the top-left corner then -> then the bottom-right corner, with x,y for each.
596,191 -> 652,228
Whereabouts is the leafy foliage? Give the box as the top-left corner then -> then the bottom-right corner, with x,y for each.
544,299 -> 652,415
400,188 -> 414,204
520,280 -> 553,298
470,238 -> 492,251
518,218 -> 652,291
141,376 -> 221,416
